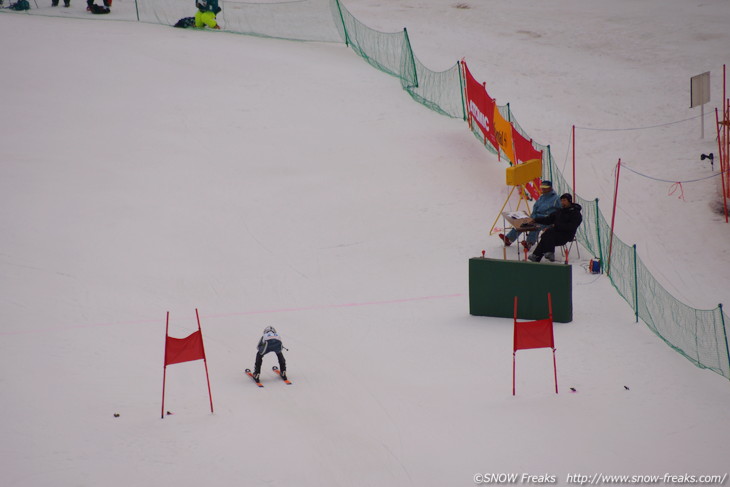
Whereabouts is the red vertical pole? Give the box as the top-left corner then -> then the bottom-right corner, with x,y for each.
716,108 -> 729,222
572,125 -> 576,200
161,311 -> 169,419
724,104 -> 728,215
724,65 -> 728,202
547,292 -> 553,319
607,159 -> 621,276
547,293 -> 557,394
512,296 -> 518,396
717,108 -> 723,165
512,353 -> 516,396
723,100 -> 730,200
196,308 -> 215,414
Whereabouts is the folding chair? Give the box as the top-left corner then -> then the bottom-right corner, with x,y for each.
560,238 -> 579,264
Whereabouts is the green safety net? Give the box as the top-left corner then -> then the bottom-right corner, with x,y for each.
7,0 -> 728,380
406,56 -> 464,119
489,106 -> 730,380
137,0 -> 346,42
212,0 -> 345,43
544,146 -> 730,380
335,1 -> 464,119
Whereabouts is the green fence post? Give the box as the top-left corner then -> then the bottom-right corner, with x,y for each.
334,0 -> 349,47
135,0 -> 139,21
719,303 -> 730,379
595,198 -> 604,267
633,244 -> 639,323
402,28 -> 418,88
546,145 -> 553,182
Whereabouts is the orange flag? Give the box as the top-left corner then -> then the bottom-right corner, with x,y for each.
493,106 -> 515,163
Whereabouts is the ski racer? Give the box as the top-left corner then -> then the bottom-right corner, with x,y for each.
252,326 -> 286,382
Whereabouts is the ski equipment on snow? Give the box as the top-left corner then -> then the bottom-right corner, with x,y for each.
245,368 -> 264,387
273,366 -> 292,384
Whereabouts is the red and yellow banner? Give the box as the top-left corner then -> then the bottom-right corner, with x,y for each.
462,60 -> 544,196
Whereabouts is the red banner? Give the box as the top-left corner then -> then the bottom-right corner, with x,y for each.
463,61 -> 498,151
512,128 -> 543,164
512,129 -> 544,198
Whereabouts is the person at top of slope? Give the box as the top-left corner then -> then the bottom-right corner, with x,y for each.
195,0 -> 222,30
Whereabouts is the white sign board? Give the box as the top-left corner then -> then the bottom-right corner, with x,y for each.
690,71 -> 711,138
690,71 -> 710,108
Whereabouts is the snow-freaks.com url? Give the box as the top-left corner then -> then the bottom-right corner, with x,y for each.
472,473 -> 728,485
565,473 -> 728,485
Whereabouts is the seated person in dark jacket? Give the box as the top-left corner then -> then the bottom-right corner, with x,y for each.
527,193 -> 582,262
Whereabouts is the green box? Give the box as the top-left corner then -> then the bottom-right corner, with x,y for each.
469,257 -> 573,323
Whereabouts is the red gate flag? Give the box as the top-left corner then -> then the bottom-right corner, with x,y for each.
165,330 -> 205,366
161,309 -> 214,418
513,294 -> 558,395
513,317 -> 555,351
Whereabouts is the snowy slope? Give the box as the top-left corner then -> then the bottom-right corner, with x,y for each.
346,0 -> 730,308
1,2 -> 730,486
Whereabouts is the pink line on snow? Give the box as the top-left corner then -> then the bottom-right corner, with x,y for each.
1,293 -> 465,336
203,293 -> 466,319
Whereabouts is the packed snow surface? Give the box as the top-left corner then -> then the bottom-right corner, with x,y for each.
1,1 -> 729,486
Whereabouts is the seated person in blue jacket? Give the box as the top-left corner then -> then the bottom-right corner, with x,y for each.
499,180 -> 560,250
527,193 -> 583,262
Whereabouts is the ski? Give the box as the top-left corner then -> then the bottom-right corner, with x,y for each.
245,368 -> 264,387
272,366 -> 292,384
